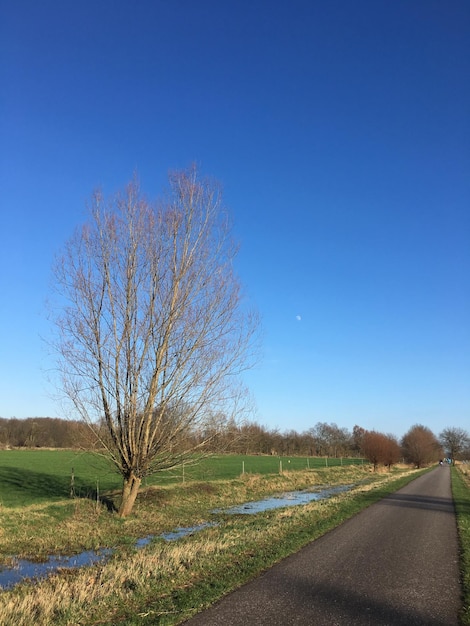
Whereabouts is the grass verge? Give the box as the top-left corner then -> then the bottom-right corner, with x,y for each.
452,465 -> 470,625
0,465 -> 425,625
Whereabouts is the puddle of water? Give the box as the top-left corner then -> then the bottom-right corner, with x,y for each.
213,484 -> 354,515
135,535 -> 155,548
0,548 -> 112,590
159,522 -> 218,542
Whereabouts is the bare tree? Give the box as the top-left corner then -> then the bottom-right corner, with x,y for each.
401,424 -> 441,468
52,167 -> 259,516
309,422 -> 352,458
352,424 -> 366,455
439,427 -> 470,464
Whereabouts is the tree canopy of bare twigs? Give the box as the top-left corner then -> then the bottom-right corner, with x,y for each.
439,427 -> 470,464
51,167 -> 260,516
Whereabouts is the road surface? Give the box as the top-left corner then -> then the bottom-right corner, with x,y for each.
183,466 -> 461,625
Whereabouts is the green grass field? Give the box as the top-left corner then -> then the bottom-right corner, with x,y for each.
0,449 -> 365,507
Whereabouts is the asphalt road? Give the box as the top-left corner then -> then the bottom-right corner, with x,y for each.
183,466 -> 461,625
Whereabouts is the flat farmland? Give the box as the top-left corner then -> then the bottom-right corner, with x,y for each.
0,449 -> 364,507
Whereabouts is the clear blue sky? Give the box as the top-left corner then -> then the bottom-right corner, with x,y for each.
1,1 -> 469,439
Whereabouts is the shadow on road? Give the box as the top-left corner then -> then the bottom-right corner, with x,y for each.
377,492 -> 457,514
276,575 -> 457,626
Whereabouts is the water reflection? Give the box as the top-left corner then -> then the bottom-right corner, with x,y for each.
159,522 -> 218,542
0,548 -> 112,590
213,484 -> 354,515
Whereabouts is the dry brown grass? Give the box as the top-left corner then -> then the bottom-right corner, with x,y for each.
0,540 -> 207,625
456,463 -> 470,488
0,499 -> 333,625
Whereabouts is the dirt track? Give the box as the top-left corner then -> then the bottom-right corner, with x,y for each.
183,466 -> 461,625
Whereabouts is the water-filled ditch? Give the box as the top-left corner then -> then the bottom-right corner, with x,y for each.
213,483 -> 353,514
0,483 -> 354,590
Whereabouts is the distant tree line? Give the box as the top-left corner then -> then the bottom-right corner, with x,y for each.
201,420 -> 361,457
1,417 -> 468,471
0,417 -> 93,449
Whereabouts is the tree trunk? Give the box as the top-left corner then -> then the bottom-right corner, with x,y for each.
118,474 -> 142,517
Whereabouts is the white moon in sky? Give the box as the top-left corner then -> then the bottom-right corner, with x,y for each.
296,315 -> 301,321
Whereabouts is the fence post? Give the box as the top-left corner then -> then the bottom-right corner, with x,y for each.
70,467 -> 75,498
